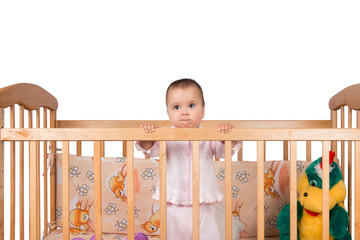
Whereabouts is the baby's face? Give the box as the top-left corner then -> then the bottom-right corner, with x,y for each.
166,86 -> 205,128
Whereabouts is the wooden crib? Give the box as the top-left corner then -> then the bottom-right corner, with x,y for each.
0,83 -> 359,240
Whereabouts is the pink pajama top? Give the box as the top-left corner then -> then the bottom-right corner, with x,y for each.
135,131 -> 241,206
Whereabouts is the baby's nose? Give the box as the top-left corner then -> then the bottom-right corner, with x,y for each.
182,109 -> 189,115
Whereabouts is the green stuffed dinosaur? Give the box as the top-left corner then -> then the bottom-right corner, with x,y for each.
277,151 -> 351,240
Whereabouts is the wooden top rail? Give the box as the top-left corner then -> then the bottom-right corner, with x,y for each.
0,83 -> 58,110
57,120 -> 332,129
329,83 -> 360,110
2,128 -> 360,141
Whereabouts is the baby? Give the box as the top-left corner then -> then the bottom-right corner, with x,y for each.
136,78 -> 240,239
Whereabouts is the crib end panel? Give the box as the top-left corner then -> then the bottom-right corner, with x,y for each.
0,83 -> 58,111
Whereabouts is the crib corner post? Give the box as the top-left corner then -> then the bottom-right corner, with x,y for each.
0,108 -> 4,240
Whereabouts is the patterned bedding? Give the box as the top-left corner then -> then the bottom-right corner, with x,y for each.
53,154 -> 310,239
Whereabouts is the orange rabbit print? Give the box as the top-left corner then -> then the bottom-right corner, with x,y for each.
69,199 -> 95,235
263,161 -> 288,200
264,167 -> 276,198
109,163 -> 128,202
141,206 -> 160,234
263,161 -> 306,202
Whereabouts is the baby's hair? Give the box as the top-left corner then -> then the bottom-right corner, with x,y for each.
166,78 -> 205,106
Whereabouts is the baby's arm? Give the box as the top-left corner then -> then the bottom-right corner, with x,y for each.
138,123 -> 159,150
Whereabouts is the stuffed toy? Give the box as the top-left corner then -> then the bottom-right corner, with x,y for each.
277,151 -> 351,240
124,232 -> 148,240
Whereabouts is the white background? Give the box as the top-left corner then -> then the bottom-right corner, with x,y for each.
1,1 -> 359,122
1,1 -> 360,238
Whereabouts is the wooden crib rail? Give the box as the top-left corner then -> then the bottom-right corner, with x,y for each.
1,128 -> 360,240
57,120 -> 332,162
2,127 -> 360,141
57,119 -> 332,129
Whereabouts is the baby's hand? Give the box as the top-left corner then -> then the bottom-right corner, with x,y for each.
140,123 -> 159,133
217,123 -> 233,134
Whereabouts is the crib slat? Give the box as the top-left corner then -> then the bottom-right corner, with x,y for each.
49,110 -> 57,227
225,141 -> 232,240
28,110 -> 33,128
19,106 -> 24,240
192,141 -> 200,240
30,110 -> 41,238
306,141 -> 311,161
341,107 -> 345,174
76,141 -> 82,156
159,141 -> 167,240
283,140 -> 288,160
290,141 -> 297,240
123,141 -> 127,158
238,140 -> 243,161
10,105 -> 15,240
62,141 -> 70,240
355,140 -> 360,239
29,141 -> 40,240
257,141 -> 265,238
100,141 -> 105,157
331,110 -> 337,154
43,108 -> 48,238
264,141 -> 266,161
36,109 -> 41,238
0,108 -> 4,240
322,141 -> 330,240
126,141 -> 135,240
94,141 -> 102,240
348,108 -> 353,233
28,111 -> 33,239
355,111 -> 360,237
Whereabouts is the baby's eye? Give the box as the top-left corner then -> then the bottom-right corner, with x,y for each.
173,105 -> 180,110
189,103 -> 195,109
